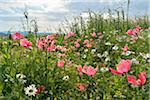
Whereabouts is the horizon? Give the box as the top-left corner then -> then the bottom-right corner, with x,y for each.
0,0 -> 149,32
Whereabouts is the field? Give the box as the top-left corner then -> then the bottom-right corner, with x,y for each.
0,11 -> 150,100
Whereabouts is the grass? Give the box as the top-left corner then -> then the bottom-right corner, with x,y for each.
58,10 -> 149,35
0,8 -> 149,99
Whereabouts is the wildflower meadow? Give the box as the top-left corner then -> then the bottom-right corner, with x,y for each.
0,8 -> 150,100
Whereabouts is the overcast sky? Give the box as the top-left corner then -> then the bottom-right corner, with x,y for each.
0,0 -> 149,32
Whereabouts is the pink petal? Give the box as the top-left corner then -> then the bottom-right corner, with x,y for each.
138,72 -> 146,85
86,66 -> 97,76
127,75 -> 137,84
117,60 -> 131,73
110,68 -> 122,75
77,65 -> 83,73
82,65 -> 88,74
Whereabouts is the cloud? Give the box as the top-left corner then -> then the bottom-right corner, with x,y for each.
0,0 -> 71,31
0,0 -> 149,31
0,0 -> 70,12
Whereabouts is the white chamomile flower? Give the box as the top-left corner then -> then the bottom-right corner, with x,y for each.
16,73 -> 26,79
85,62 -> 90,65
139,53 -> 150,59
62,75 -> 69,81
10,78 -> 14,83
91,49 -> 96,54
105,42 -> 111,45
97,53 -> 102,58
103,31 -> 106,33
83,54 -> 87,59
100,67 -> 109,72
102,51 -> 109,57
130,41 -> 134,44
84,49 -> 88,52
122,51 -> 132,56
144,53 -> 150,59
16,73 -> 27,84
4,79 -> 8,82
24,84 -> 37,96
131,58 -> 139,64
93,62 -> 97,65
126,51 -> 132,56
105,57 -> 110,62
131,51 -> 135,54
139,52 -> 144,56
112,45 -> 119,50
115,30 -> 119,33
26,55 -> 29,58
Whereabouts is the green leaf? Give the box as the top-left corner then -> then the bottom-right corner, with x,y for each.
0,82 -> 3,95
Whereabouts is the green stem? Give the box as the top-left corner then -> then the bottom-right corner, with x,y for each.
127,0 -> 130,29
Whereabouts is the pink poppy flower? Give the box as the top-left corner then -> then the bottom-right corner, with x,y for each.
57,60 -> 65,67
65,32 -> 76,39
132,37 -> 139,42
98,32 -> 103,39
77,83 -> 87,91
11,32 -> 24,40
77,65 -> 83,76
36,85 -> 45,94
54,34 -> 59,37
127,72 -> 146,86
77,65 -> 83,72
44,39 -> 48,44
57,46 -> 66,51
51,40 -> 56,45
110,59 -> 132,75
90,39 -> 94,42
75,43 -> 80,48
98,32 -> 103,36
123,45 -> 129,52
86,43 -> 92,48
78,65 -> 97,76
70,46 -> 75,49
82,65 -> 88,74
37,38 -> 49,49
47,35 -> 55,40
83,40 -> 89,44
133,29 -> 139,34
20,39 -> 32,47
90,32 -> 97,37
68,32 -> 76,37
76,39 -> 81,42
37,40 -> 43,49
47,45 -> 56,51
135,26 -> 142,33
84,35 -> 88,38
57,53 -> 66,57
76,52 -> 80,56
74,42 -> 80,48
126,29 -> 136,35
86,66 -> 97,76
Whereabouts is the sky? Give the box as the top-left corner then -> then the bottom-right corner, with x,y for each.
0,0 -> 149,32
